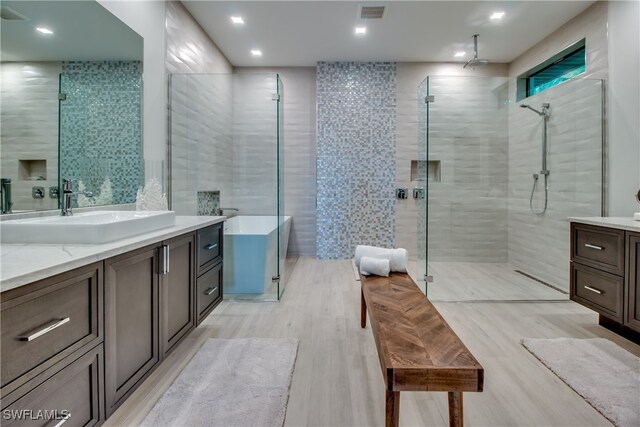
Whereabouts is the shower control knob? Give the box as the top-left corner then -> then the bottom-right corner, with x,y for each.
396,188 -> 408,199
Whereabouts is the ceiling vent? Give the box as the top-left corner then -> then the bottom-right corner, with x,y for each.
359,5 -> 385,19
1,6 -> 29,21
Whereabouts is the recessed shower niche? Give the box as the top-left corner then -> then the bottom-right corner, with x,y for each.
18,160 -> 47,181
411,160 -> 440,183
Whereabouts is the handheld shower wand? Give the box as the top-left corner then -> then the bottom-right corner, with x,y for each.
520,103 -> 551,215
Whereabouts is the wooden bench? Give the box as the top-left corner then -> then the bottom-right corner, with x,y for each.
359,272 -> 483,427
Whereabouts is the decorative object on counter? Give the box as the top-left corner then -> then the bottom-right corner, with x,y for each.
634,189 -> 640,221
136,178 -> 168,211
354,245 -> 408,272
94,177 -> 113,206
522,338 -> 640,427
140,338 -> 299,427
77,180 -> 94,207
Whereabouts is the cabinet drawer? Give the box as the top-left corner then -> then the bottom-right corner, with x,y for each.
197,224 -> 223,274
197,262 -> 222,323
1,263 -> 102,395
572,223 -> 625,275
571,263 -> 623,321
1,345 -> 103,427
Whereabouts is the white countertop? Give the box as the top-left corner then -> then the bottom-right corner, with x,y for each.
0,216 -> 225,293
569,217 -> 640,232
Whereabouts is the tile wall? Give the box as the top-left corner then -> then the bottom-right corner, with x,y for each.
59,61 -> 142,206
508,78 -> 603,290
166,0 -> 234,214
426,76 -> 510,262
316,62 -> 397,259
170,74 -> 234,215
231,73 -> 281,216
0,63 -> 61,211
507,1 -> 607,290
235,67 -> 318,257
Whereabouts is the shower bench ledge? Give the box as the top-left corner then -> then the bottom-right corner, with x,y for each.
359,272 -> 483,427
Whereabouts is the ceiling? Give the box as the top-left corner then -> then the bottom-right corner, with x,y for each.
0,1 -> 142,62
183,1 -> 596,67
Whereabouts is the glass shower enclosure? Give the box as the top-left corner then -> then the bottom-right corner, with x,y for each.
170,73 -> 285,302
417,75 -> 603,301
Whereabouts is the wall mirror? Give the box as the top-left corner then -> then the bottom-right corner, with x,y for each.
0,0 -> 143,214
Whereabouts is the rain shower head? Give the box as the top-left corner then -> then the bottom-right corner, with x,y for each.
463,34 -> 489,69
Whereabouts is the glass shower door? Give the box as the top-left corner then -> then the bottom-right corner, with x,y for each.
416,77 -> 429,295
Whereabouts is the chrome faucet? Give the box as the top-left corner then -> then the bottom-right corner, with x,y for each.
61,178 -> 73,216
214,207 -> 239,216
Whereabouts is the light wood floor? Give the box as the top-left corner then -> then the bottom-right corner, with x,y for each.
106,258 -> 639,427
426,261 -> 567,301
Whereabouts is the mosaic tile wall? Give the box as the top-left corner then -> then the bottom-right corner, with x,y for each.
197,191 -> 220,215
59,61 -> 142,206
316,62 -> 397,259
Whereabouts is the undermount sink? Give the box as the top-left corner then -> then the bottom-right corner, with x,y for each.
0,211 -> 176,244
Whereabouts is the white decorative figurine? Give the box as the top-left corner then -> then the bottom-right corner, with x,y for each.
136,178 -> 168,211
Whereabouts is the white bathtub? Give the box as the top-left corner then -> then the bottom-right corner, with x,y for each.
223,215 -> 292,294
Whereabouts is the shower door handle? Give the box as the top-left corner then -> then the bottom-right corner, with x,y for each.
584,244 -> 603,251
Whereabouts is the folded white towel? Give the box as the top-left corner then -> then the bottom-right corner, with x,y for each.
354,245 -> 408,273
360,256 -> 390,277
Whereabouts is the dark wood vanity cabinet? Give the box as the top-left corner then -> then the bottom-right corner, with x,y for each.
162,233 -> 196,356
625,232 -> 640,332
104,244 -> 160,416
196,224 -> 224,325
0,222 -> 223,422
570,223 -> 640,339
0,262 -> 105,424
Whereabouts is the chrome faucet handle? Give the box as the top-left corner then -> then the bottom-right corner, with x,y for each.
61,178 -> 74,216
62,178 -> 73,193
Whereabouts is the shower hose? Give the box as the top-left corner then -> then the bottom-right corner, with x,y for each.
530,173 -> 548,215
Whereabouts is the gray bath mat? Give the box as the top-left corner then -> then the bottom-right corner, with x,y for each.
522,338 -> 640,427
141,338 -> 299,427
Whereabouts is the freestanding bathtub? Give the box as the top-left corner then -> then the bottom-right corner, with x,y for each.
223,215 -> 292,294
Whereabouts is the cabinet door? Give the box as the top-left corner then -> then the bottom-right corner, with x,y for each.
1,345 -> 104,427
105,244 -> 160,416
197,262 -> 223,324
1,262 -> 102,399
161,233 -> 196,356
625,232 -> 640,332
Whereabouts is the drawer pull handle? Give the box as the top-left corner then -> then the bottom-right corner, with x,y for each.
204,243 -> 218,251
584,243 -> 603,251
18,317 -> 70,342
53,413 -> 71,427
584,285 -> 603,295
204,286 -> 218,296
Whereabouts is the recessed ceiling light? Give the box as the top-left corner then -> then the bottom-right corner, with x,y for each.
355,26 -> 367,35
36,27 -> 53,35
251,49 -> 262,57
454,51 -> 466,57
490,11 -> 505,20
230,16 -> 244,25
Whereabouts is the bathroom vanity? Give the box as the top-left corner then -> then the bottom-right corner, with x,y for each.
569,217 -> 640,341
0,216 -> 224,424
